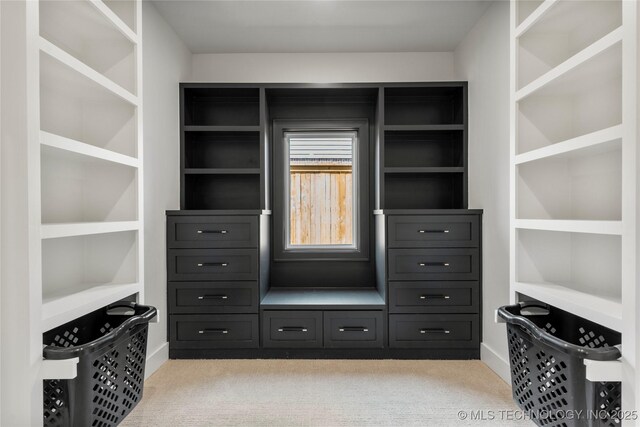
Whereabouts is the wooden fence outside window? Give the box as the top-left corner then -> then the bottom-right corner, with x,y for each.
289,164 -> 353,246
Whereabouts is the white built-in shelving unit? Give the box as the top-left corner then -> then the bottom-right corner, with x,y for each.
510,0 -> 637,415
38,0 -> 143,334
1,0 -> 142,424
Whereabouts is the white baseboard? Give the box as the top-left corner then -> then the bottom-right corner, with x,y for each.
481,342 -> 510,384
145,342 -> 169,379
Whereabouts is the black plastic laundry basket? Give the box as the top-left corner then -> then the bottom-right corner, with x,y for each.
42,302 -> 157,427
498,302 -> 621,427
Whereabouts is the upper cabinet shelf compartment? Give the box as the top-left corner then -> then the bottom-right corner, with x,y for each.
39,0 -> 137,95
184,131 -> 260,170
384,130 -> 463,168
183,87 -> 260,127
384,86 -> 464,126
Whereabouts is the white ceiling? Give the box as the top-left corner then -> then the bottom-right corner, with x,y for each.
152,1 -> 494,54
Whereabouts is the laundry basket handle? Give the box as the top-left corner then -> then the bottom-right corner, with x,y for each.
497,303 -> 621,361
44,303 -> 157,360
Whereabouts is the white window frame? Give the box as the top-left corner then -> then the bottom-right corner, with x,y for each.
283,131 -> 360,252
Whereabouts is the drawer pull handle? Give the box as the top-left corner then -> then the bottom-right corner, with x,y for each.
419,295 -> 451,300
197,295 -> 228,300
339,327 -> 369,332
418,230 -> 450,234
197,230 -> 227,234
197,262 -> 228,267
198,329 -> 228,334
418,262 -> 450,267
420,328 -> 450,334
277,327 -> 308,332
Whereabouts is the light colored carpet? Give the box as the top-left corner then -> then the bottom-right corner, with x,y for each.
121,360 -> 531,427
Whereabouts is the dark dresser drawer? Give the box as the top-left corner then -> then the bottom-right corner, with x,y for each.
323,311 -> 384,348
170,314 -> 259,349
167,215 -> 258,248
388,248 -> 479,281
388,215 -> 479,248
169,282 -> 258,314
389,281 -> 479,314
262,311 -> 322,348
389,314 -> 479,349
168,249 -> 258,281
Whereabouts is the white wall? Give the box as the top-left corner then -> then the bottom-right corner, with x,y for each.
191,52 -> 455,82
142,1 -> 191,377
454,1 -> 511,382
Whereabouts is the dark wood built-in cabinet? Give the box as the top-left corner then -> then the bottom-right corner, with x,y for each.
168,82 -> 481,359
386,211 -> 481,350
381,84 -> 467,210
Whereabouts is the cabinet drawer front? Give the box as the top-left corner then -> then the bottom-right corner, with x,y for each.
262,311 -> 322,348
389,314 -> 479,349
169,282 -> 258,314
389,282 -> 479,314
167,215 -> 258,248
388,248 -> 479,281
168,249 -> 257,281
324,311 -> 384,348
171,315 -> 259,349
388,215 -> 479,248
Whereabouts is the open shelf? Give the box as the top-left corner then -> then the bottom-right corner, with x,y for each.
514,219 -> 622,236
261,288 -> 385,310
517,28 -> 622,100
384,86 -> 464,126
516,41 -> 621,154
40,49 -> 137,158
515,125 -> 622,165
183,125 -> 261,132
384,173 -> 464,210
40,0 -> 137,94
513,281 -> 622,332
183,87 -> 260,126
41,144 -> 137,224
40,37 -> 136,105
42,230 -> 139,330
383,125 -> 464,132
184,168 -> 261,175
516,228 -> 621,309
41,221 -> 140,240
383,167 -> 463,174
184,174 -> 261,210
101,0 -> 137,37
42,282 -> 140,332
184,131 -> 260,169
384,130 -> 463,168
517,144 -> 621,220
40,131 -> 139,168
517,1 -> 621,89
515,0 -> 548,30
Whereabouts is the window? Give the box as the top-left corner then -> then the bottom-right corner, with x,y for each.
272,119 -> 369,262
284,131 -> 358,250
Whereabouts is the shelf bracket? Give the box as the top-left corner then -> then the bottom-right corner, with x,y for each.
40,357 -> 79,380
584,358 -> 622,382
